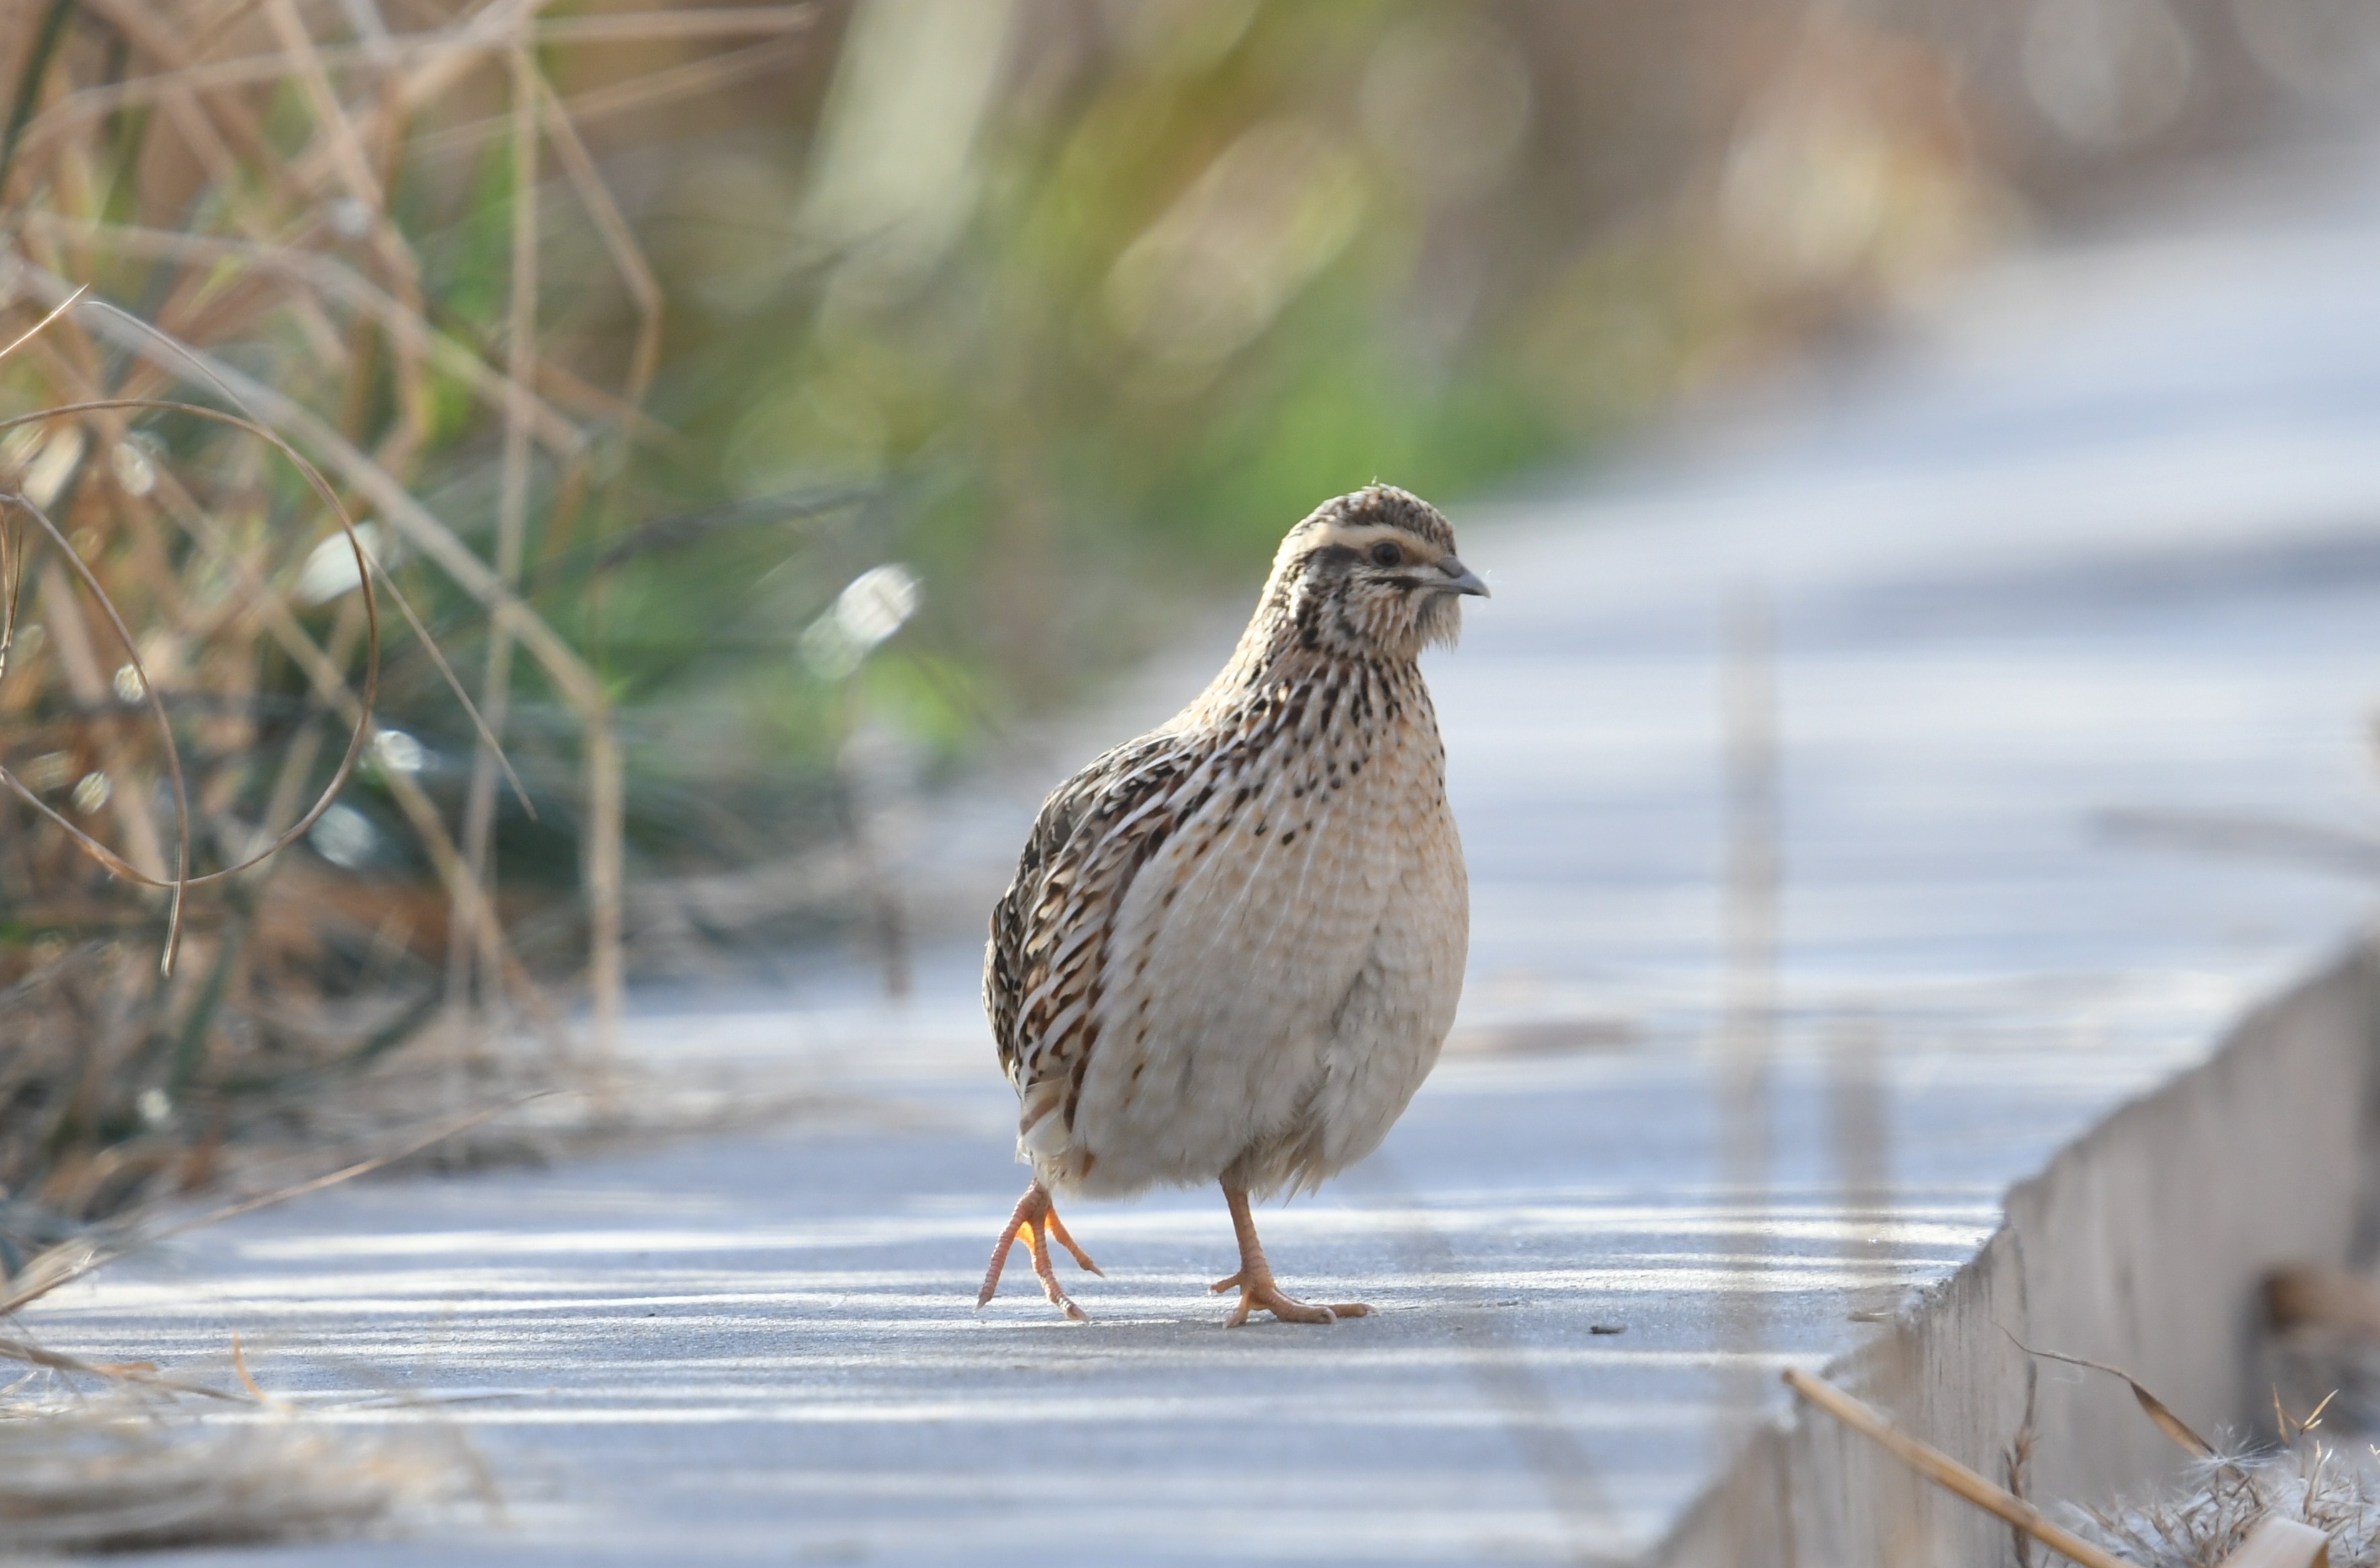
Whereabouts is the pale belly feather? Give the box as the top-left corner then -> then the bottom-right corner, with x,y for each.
1063,722 -> 1467,1198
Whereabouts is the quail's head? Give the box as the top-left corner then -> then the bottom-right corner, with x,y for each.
1263,485 -> 1489,659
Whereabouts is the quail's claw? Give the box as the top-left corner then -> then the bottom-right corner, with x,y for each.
977,1206 -> 1027,1310
977,1181 -> 1096,1321
1023,1218 -> 1089,1322
1042,1206 -> 1104,1276
1212,1270 -> 1366,1327
1212,1182 -> 1370,1328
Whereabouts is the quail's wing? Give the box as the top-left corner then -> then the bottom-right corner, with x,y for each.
985,729 -> 1204,1122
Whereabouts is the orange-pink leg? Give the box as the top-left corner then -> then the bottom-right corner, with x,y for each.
1209,1182 -> 1371,1327
976,1181 -> 1102,1322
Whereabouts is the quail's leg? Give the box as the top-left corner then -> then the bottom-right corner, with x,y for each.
1209,1183 -> 1372,1327
977,1181 -> 1103,1322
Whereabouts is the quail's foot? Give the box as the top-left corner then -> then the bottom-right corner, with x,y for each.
1210,1264 -> 1371,1327
977,1180 -> 1103,1322
1213,1181 -> 1370,1327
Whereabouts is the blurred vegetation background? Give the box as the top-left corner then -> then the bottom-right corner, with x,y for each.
3,0 -> 2376,1219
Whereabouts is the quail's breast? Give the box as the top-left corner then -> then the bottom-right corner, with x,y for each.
1065,671 -> 1464,1193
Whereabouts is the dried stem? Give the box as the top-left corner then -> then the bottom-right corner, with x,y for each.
1785,1367 -> 2132,1568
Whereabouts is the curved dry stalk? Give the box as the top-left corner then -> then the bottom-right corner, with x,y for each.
0,397 -> 384,905
1995,1324 -> 2260,1499
0,489 -> 199,975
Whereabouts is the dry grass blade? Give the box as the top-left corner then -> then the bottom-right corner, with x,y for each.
0,1097 -> 532,1551
0,1388 -> 462,1553
411,30 -> 815,158
1784,1367 -> 2134,1568
0,282 -> 87,363
228,1333 -> 284,1410
451,28 -> 545,1020
360,550 -> 536,817
2076,1442 -> 2374,1568
1999,1326 -> 2222,1463
0,1333 -> 241,1403
0,0 -> 74,194
18,312 -> 550,840
533,72 -> 661,411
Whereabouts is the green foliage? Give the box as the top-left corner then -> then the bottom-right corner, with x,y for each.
604,1 -> 1636,806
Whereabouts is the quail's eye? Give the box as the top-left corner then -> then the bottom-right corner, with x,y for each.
1369,540 -> 1403,567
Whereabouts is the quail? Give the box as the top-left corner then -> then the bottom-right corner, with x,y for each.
977,485 -> 1486,1326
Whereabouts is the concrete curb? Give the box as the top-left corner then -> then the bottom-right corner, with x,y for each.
1663,938 -> 2380,1565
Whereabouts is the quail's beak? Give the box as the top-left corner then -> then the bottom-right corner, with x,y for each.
1435,556 -> 1490,598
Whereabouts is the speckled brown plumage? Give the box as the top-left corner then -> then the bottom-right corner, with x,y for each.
977,486 -> 1485,1325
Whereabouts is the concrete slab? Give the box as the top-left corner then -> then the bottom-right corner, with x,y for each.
25,144 -> 2380,1563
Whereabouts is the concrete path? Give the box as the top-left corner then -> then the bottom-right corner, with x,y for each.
33,146 -> 2380,1564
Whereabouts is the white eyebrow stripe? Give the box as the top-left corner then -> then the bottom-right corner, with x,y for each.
1304,521 -> 1448,560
